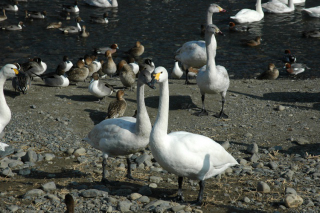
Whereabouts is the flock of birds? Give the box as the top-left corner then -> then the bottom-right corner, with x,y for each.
0,0 -> 319,208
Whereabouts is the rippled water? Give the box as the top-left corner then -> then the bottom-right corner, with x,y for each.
0,0 -> 319,79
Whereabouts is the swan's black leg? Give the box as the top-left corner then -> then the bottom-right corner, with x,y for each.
214,98 -> 228,118
101,156 -> 110,184
185,69 -> 191,85
176,176 -> 185,202
126,157 -> 142,181
198,94 -> 208,116
196,180 -> 205,205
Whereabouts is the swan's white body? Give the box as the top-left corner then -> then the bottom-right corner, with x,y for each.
84,69 -> 154,180
0,142 -> 9,151
85,0 -> 118,8
302,6 -> 320,18
278,0 -> 305,4
150,66 -> 238,202
262,0 -> 295,13
230,0 -> 264,23
0,64 -> 19,134
174,4 -> 225,83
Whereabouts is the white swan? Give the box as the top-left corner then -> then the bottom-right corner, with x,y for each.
302,6 -> 320,18
278,0 -> 305,4
0,64 -> 19,135
196,25 -> 229,118
230,0 -> 264,23
175,4 -> 226,84
262,0 -> 295,13
83,68 -> 155,182
85,0 -> 118,8
150,66 -> 238,204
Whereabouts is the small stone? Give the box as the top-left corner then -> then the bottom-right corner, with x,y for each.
67,148 -> 75,155
268,162 -> 278,170
0,145 -> 14,158
19,168 -> 31,176
21,150 -> 38,163
257,181 -> 270,193
138,185 -> 152,196
243,197 -> 250,203
46,194 -> 60,201
7,205 -> 19,212
150,176 -> 162,183
221,141 -> 230,150
149,183 -> 157,188
1,167 -> 14,177
250,153 -> 260,163
118,200 -> 132,212
283,170 -> 294,181
41,181 -> 56,192
130,193 -> 142,200
295,138 -> 309,145
244,132 -> 253,138
239,159 -> 247,165
285,187 -> 297,195
137,195 -> 150,203
44,153 -> 55,161
284,194 -> 303,208
73,148 -> 86,157
81,189 -> 107,198
23,189 -> 45,198
135,153 -> 151,165
171,205 -> 186,212
30,105 -> 36,109
277,105 -> 285,111
247,143 -> 259,154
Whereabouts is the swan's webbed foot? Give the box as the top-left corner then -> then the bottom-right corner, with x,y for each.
198,109 -> 208,116
126,174 -> 143,182
214,110 -> 228,119
173,194 -> 185,203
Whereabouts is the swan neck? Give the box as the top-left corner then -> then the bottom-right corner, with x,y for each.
206,10 -> 213,25
135,82 -> 151,135
205,32 -> 217,70
256,0 -> 263,14
288,0 -> 294,9
153,79 -> 169,136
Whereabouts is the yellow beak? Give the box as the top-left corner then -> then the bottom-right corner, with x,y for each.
153,73 -> 161,81
13,68 -> 19,75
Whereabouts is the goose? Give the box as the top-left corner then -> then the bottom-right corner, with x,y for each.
126,41 -> 144,58
230,0 -> 264,23
120,64 -> 136,90
12,70 -> 31,94
282,49 -> 296,63
62,1 -> 79,13
257,63 -> 279,80
66,58 -> 89,82
241,36 -> 262,47
59,17 -> 83,34
285,63 -> 309,75
262,0 -> 295,13
90,12 -> 108,24
302,30 -> 320,38
24,57 -> 47,78
65,194 -> 75,213
46,22 -> 62,29
2,21 -> 24,30
301,6 -> 320,18
196,24 -> 229,118
175,4 -> 226,84
95,43 -> 118,55
0,9 -> 7,22
149,66 -> 238,204
1,1 -> 18,12
79,25 -> 90,37
83,68 -> 155,182
0,64 -> 19,135
88,72 -> 113,102
106,90 -> 127,119
229,22 -> 250,32
102,50 -> 117,77
26,10 -> 46,19
84,0 -> 118,8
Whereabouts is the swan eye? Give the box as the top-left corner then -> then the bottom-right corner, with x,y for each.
161,72 -> 163,74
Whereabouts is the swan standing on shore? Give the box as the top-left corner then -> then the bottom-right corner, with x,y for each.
84,68 -> 155,182
175,4 -> 226,84
0,64 -> 19,150
230,0 -> 264,23
150,66 -> 238,204
196,25 -> 229,118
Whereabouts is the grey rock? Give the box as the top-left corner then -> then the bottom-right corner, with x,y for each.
8,159 -> 23,168
7,205 -> 19,212
284,194 -> 303,208
1,167 -> 14,177
283,170 -> 294,181
171,205 -> 185,212
239,159 -> 247,165
243,197 -> 250,203
137,195 -> 150,203
44,153 -> 55,161
150,176 -> 163,184
0,161 -> 8,169
74,148 -> 86,157
285,187 -> 297,195
250,153 -> 260,163
296,138 -> 310,145
130,193 -> 142,200
41,181 -> 56,192
135,153 -> 151,165
138,185 -> 152,196
67,148 -> 75,155
277,105 -> 285,111
0,145 -> 14,158
118,200 -> 132,212
19,168 -> 31,176
257,181 -> 270,193
23,189 -> 45,198
81,189 -> 108,198
46,194 -> 60,201
22,150 -> 38,163
268,162 -> 279,170
247,143 -> 258,154
149,183 -> 157,188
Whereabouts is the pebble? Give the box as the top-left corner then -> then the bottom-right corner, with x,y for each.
257,181 -> 270,193
277,105 -> 285,111
21,150 -> 38,163
41,181 -> 56,192
73,148 -> 86,157
23,189 -> 45,198
247,143 -> 259,154
284,194 -> 303,208
285,187 -> 297,195
150,176 -> 163,183
137,195 -> 150,203
296,138 -> 310,145
130,193 -> 142,200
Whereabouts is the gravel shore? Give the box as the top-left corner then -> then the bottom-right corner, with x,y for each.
0,75 -> 319,213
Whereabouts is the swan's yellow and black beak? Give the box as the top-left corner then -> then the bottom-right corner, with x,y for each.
219,7 -> 226,13
153,73 -> 161,81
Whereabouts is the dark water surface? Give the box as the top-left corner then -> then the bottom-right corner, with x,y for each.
0,0 -> 319,79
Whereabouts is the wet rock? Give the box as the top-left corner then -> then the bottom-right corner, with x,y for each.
284,194 -> 303,208
41,181 -> 56,192
257,181 -> 270,193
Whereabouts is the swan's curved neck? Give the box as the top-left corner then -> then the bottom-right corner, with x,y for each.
256,0 -> 263,15
135,82 -> 152,136
205,31 -> 217,72
288,0 -> 294,9
0,72 -> 10,128
206,10 -> 213,25
152,79 -> 169,138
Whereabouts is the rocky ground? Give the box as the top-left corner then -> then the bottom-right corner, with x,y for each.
0,74 -> 319,213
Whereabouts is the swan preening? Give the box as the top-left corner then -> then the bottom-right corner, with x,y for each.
196,25 -> 229,118
150,66 -> 238,204
175,4 -> 226,84
230,0 -> 264,23
84,68 -> 155,182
